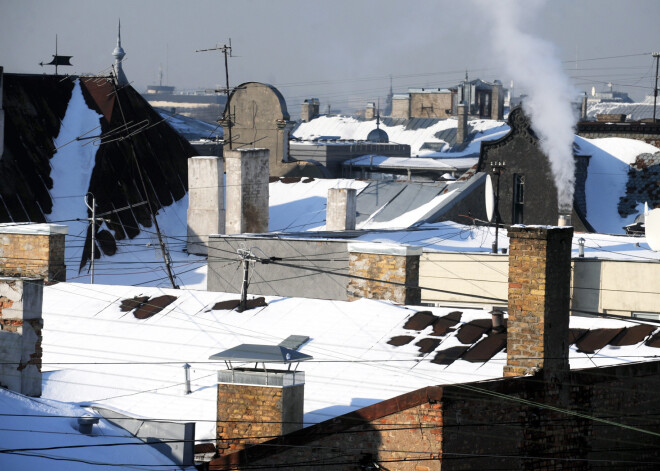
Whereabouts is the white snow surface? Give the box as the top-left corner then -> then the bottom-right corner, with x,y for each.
0,388 -> 178,470
40,282 -> 659,444
576,136 -> 660,234
292,115 -> 507,156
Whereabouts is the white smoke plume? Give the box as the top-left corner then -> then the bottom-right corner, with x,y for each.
477,0 -> 578,212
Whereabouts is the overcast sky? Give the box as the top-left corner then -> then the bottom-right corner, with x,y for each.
1,0 -> 658,115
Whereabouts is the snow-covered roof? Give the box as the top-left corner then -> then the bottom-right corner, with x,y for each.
0,388 -> 178,470
343,155 -> 476,171
577,136 -> 660,234
586,97 -> 659,122
292,115 -> 507,156
40,282 -> 660,444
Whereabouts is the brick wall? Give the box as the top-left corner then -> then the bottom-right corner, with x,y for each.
0,277 -> 44,396
617,152 -> 660,217
504,226 -> 572,377
216,382 -> 304,456
211,360 -> 660,471
210,386 -> 444,471
347,243 -> 421,305
0,225 -> 67,282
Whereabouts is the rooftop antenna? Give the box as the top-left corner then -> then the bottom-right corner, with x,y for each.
196,39 -> 235,148
158,64 -> 163,87
39,34 -> 73,75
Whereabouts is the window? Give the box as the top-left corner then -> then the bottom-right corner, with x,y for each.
512,174 -> 524,224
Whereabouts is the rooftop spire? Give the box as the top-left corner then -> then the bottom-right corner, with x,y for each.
112,19 -> 128,85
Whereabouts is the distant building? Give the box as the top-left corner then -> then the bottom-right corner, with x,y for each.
142,85 -> 227,125
390,78 -> 505,120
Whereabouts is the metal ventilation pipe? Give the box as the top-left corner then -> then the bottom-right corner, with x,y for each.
183,363 -> 191,395
491,309 -> 505,333
78,415 -> 100,435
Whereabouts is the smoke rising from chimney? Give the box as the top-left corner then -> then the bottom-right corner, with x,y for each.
478,0 -> 577,212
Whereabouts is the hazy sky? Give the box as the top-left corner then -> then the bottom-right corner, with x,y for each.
1,0 -> 658,115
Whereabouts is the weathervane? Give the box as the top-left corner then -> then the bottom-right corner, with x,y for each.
40,35 -> 73,75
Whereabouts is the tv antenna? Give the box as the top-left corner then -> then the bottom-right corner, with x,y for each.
196,39 -> 235,148
40,34 -> 73,75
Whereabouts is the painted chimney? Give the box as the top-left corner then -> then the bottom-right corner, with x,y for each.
347,242 -> 421,305
300,98 -> 320,122
225,149 -> 269,235
0,277 -> 44,397
209,344 -> 311,456
456,103 -> 468,145
187,156 -> 225,255
0,66 -> 4,160
504,226 -> 573,377
326,188 -> 356,231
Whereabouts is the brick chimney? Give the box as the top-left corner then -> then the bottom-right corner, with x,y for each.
326,188 -> 356,231
225,149 -> 269,234
347,242 -> 421,305
0,277 -> 44,397
0,223 -> 67,282
187,156 -> 225,255
209,345 -> 310,456
504,226 -> 573,377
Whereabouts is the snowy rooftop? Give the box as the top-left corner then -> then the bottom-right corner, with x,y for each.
40,283 -> 660,444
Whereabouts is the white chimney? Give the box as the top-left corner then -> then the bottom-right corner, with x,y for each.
326,188 -> 357,231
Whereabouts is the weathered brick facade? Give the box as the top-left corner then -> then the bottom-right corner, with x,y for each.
347,243 -> 421,305
504,226 -> 573,377
0,277 -> 44,397
577,121 -> 660,148
0,225 -> 67,282
216,382 -> 304,456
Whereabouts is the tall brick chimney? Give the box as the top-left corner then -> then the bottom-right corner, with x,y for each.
187,156 -> 225,255
209,344 -> 310,456
504,226 -> 573,377
225,149 -> 269,234
326,188 -> 356,231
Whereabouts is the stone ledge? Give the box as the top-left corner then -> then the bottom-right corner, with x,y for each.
0,223 -> 68,236
347,242 -> 422,257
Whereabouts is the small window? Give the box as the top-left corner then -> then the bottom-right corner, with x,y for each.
512,174 -> 525,224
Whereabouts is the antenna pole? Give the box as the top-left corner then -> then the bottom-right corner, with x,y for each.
84,193 -> 97,283
490,161 -> 506,254
55,35 -> 58,75
196,40 -> 234,149
653,52 -> 660,122
237,248 -> 254,312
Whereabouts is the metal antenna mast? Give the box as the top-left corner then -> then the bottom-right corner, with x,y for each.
196,39 -> 234,149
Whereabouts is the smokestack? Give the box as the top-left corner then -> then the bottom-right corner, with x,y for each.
580,93 -> 588,121
326,188 -> 357,231
491,81 -> 503,120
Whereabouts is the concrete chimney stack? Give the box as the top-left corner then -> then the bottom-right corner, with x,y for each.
187,156 -> 225,255
326,188 -> 356,231
300,98 -> 320,123
504,226 -> 573,377
365,102 -> 376,120
456,103 -> 468,145
225,149 -> 269,234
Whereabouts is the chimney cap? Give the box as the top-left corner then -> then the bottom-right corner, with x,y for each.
209,344 -> 313,364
